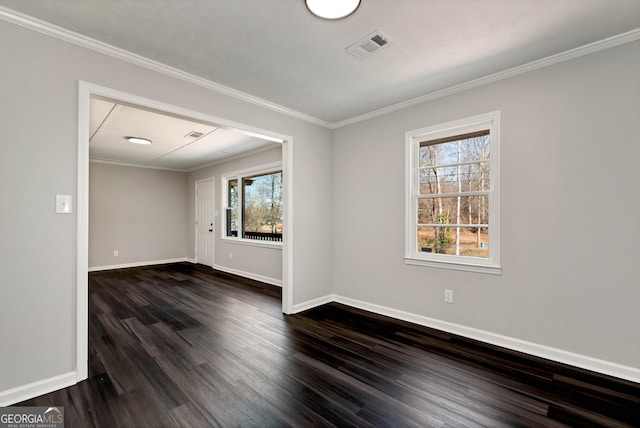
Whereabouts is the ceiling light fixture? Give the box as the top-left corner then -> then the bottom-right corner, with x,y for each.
305,0 -> 360,20
126,136 -> 152,145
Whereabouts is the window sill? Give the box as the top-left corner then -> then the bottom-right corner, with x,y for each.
404,257 -> 501,275
221,237 -> 283,250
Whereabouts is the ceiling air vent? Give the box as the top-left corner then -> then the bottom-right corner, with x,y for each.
186,131 -> 204,138
346,30 -> 392,59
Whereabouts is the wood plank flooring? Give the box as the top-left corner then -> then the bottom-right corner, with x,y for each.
17,263 -> 640,427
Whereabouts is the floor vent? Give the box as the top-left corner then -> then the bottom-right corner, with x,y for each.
186,131 -> 204,138
346,30 -> 392,59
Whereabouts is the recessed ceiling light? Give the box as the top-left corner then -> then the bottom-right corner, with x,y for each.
305,0 -> 360,20
126,136 -> 152,145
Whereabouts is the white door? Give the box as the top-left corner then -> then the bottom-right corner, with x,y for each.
195,178 -> 215,267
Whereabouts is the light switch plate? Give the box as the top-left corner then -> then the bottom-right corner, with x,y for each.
56,195 -> 72,214
444,289 -> 454,304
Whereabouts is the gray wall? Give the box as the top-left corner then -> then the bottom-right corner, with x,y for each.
188,147 -> 283,283
89,148 -> 282,280
331,40 -> 640,368
89,162 -> 188,268
1,11 -> 637,398
0,19 -> 332,393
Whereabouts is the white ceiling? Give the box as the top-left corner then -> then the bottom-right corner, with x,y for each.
89,97 -> 280,171
1,0 -> 639,125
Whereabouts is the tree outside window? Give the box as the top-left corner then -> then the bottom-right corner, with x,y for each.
242,171 -> 283,238
418,131 -> 490,257
405,111 -> 500,274
226,170 -> 283,242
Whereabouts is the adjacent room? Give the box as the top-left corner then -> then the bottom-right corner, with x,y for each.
1,0 -> 638,426
87,96 -> 284,286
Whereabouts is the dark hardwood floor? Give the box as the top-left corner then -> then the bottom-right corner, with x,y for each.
17,263 -> 639,427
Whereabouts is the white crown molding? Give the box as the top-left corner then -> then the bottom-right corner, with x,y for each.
89,158 -> 189,172
89,143 -> 280,172
331,27 -> 640,129
0,6 -> 332,129
187,144 -> 282,172
1,8 -> 638,129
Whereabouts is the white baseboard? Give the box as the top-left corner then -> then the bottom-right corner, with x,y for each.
291,293 -> 639,383
186,258 -> 196,264
0,372 -> 76,407
212,264 -> 282,287
289,294 -> 334,314
88,257 -> 190,272
4,297 -> 637,408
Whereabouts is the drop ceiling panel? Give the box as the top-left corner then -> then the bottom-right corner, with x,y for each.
224,138 -> 279,155
89,98 -> 279,170
90,128 -> 175,164
101,105 -> 216,147
150,129 -> 279,170
89,98 -> 115,137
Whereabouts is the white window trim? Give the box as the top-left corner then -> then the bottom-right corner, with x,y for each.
221,161 -> 283,249
405,111 -> 501,275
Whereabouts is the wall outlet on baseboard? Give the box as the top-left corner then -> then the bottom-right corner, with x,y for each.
113,250 -> 119,257
229,252 -> 233,259
444,289 -> 453,304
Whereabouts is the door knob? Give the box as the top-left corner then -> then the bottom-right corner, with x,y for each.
208,229 -> 213,232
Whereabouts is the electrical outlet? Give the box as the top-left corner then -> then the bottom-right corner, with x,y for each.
444,289 -> 453,304
113,250 -> 119,257
229,252 -> 233,259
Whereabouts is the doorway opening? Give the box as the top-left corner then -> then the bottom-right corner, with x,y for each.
77,81 -> 293,382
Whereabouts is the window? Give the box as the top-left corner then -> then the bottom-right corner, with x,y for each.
405,112 -> 500,274
224,164 -> 283,244
227,179 -> 239,237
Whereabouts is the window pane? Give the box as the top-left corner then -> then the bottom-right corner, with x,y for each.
243,171 -> 283,241
229,179 -> 238,207
227,179 -> 238,237
418,196 -> 489,226
407,113 -> 499,269
418,226 -> 489,258
419,133 -> 490,167
419,164 -> 490,195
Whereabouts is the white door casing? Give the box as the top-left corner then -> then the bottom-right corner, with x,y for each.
196,178 -> 215,267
